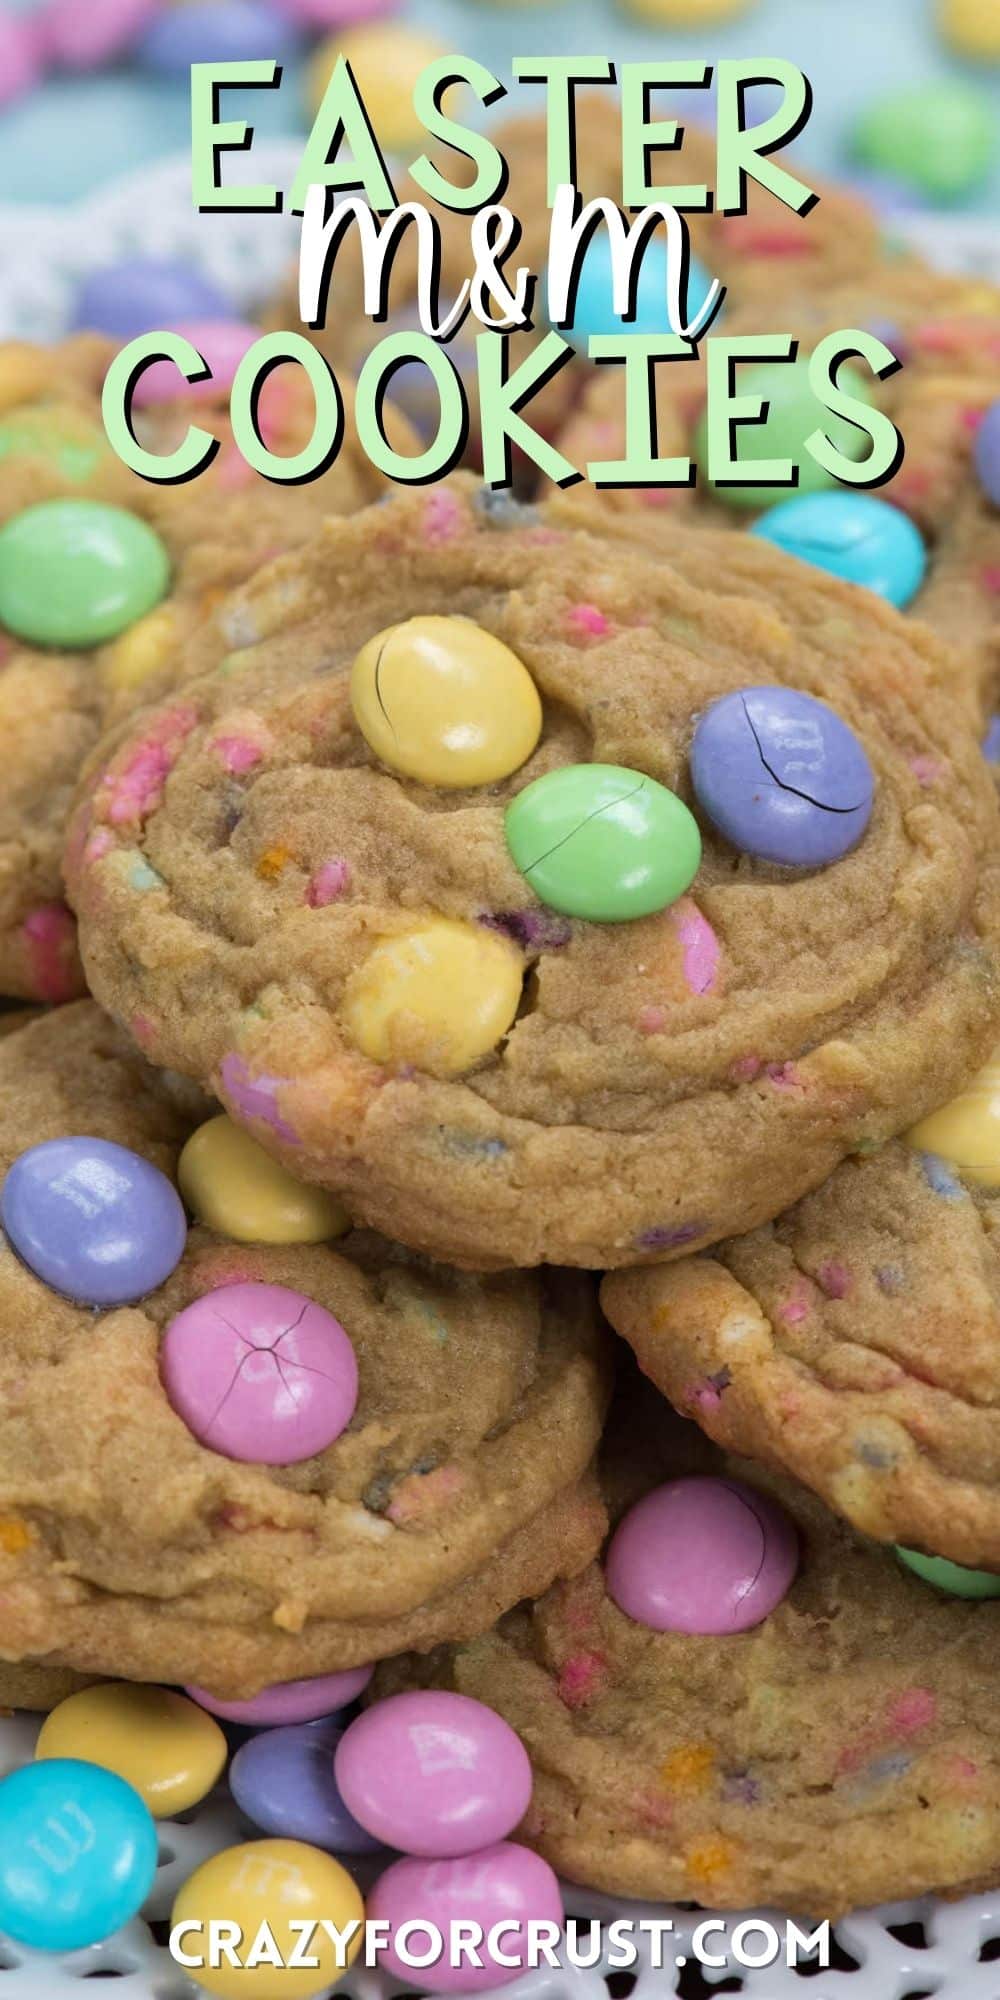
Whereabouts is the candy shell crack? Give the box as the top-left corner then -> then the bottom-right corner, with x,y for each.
740,695 -> 868,817
521,778 -> 647,874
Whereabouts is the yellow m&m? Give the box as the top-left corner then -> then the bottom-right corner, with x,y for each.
179,1115 -> 349,1244
906,1051 -> 1000,1188
306,26 -> 448,148
36,1684 -> 226,1817
351,615 -> 542,791
172,1840 -> 364,2000
938,0 -> 1000,59
620,0 -> 754,17
343,919 -> 522,1076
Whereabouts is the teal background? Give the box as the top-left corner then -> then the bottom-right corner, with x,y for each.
0,0 -> 998,210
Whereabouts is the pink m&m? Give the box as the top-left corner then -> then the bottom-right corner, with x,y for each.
131,321 -> 258,409
369,1843 -> 563,1994
605,1476 -> 799,1635
43,0 -> 156,70
336,1692 -> 532,1857
0,13 -> 41,106
160,1281 -> 358,1464
185,1667 -> 373,1726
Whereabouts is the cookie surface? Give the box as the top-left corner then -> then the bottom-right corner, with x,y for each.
0,1005 -> 609,1695
376,1381 -> 1000,1918
0,337 -> 410,1002
68,478 -> 1000,1269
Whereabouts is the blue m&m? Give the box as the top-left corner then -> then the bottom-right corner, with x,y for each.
750,492 -> 927,608
1,1136 -> 186,1306
690,686 -> 875,869
0,1760 -> 158,1951
230,1720 -> 383,1853
136,0 -> 301,74
555,234 -> 718,352
71,257 -> 234,340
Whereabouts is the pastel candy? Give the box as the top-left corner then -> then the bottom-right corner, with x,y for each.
619,0 -> 752,16
0,12 -> 42,107
905,1053 -> 1000,1188
938,0 -> 1000,57
695,358 -> 876,511
852,83 -> 995,202
335,1691 -> 532,1856
230,1720 -> 382,1852
137,0 -> 302,73
505,763 -> 701,922
36,1684 -> 226,1817
0,405 -> 107,484
44,0 -> 157,69
984,714 -> 1000,766
71,257 -> 234,338
178,1114 -> 349,1243
0,1760 -> 158,1951
605,1475 -> 799,1634
172,1840 -> 364,1999
751,492 -> 926,608
185,1666 -> 373,1725
160,1280 -> 358,1463
369,1842 -> 564,1993
351,614 -> 542,789
281,0 -> 396,18
0,500 -> 170,649
897,1547 -> 1000,1598
690,685 -> 874,868
557,234 -> 718,351
1,1136 -> 186,1306
132,320 -> 259,408
307,26 -> 448,146
343,919 -> 523,1076
974,399 -> 1000,507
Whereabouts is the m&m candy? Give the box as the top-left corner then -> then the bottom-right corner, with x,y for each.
974,399 -> 1000,508
605,1476 -> 799,1633
231,1720 -> 382,1852
556,234 -> 718,351
306,26 -> 448,147
71,257 -> 235,339
0,12 -> 41,108
178,1114 -> 349,1244
695,358 -> 876,511
36,1685 -> 226,1817
283,0 -> 395,18
905,1052 -> 1000,1188
369,1842 -> 563,1993
335,1691 -> 532,1857
343,920 -> 523,1075
851,83 -> 995,203
0,1760 -> 158,1951
351,615 -> 542,789
0,405 -> 107,485
0,501 -> 170,649
186,1666 -> 373,1726
751,492 -> 927,608
897,1547 -> 1000,1598
505,763 -> 701,923
137,0 -> 301,75
172,1840 -> 364,1999
690,686 -> 874,869
44,0 -> 157,71
938,0 -> 1000,58
160,1281 -> 358,1464
1,1136 -> 186,1306
131,320 -> 258,408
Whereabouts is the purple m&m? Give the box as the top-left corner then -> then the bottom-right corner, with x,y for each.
605,1476 -> 799,1635
690,685 -> 874,868
70,259 -> 234,340
132,320 -> 258,408
369,1843 -> 564,1993
185,1666 -> 373,1726
0,1137 -> 186,1307
974,399 -> 1000,508
136,0 -> 302,74
230,1719 -> 383,1853
0,13 -> 41,108
44,0 -> 157,70
160,1281 -> 358,1464
335,1692 -> 532,1858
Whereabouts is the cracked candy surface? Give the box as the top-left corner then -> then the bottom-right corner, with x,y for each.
376,1377 -> 1000,1919
68,477 -> 1000,1268
603,1134 -> 1000,1570
0,337 -> 413,1001
0,1005 -> 609,1695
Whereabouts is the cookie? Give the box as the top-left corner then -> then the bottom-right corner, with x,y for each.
0,336 -> 413,1002
602,1044 -> 1000,1570
0,1004 -> 609,1695
67,478 -> 1000,1269
376,1377 -> 1000,1918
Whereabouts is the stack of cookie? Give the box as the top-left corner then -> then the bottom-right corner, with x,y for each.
3,123 -> 1000,1932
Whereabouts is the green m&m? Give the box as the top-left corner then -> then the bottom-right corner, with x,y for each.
0,407 -> 107,485
505,762 -> 701,923
852,83 -> 995,204
0,499 -> 170,649
896,1546 -> 1000,1599
695,358 -> 875,512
